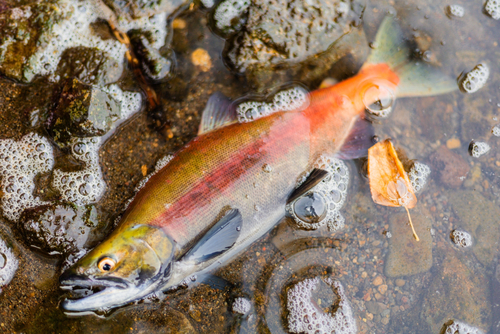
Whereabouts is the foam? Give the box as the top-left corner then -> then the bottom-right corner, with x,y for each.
447,5 -> 465,17
214,0 -> 251,31
236,86 -> 309,123
470,141 -> 490,158
0,237 -> 18,294
51,137 -> 105,206
201,0 -> 215,7
485,0 -> 500,20
287,277 -> 357,334
0,133 -> 54,221
409,162 -> 431,193
443,320 -> 484,334
232,297 -> 251,315
286,156 -> 349,231
451,230 -> 473,248
492,125 -> 500,136
116,12 -> 169,50
462,64 -> 489,93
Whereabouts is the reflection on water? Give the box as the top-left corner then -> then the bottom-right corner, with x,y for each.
0,0 -> 500,332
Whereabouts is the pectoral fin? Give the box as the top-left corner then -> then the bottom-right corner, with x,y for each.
198,92 -> 237,135
287,168 -> 329,204
183,209 -> 242,264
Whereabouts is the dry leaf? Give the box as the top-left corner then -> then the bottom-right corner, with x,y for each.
368,139 -> 419,241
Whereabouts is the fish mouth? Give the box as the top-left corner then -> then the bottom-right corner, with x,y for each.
59,271 -> 167,313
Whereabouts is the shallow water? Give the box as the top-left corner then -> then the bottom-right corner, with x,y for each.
0,0 -> 500,333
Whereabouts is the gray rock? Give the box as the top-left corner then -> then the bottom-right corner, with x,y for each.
448,190 -> 500,265
384,210 -> 433,277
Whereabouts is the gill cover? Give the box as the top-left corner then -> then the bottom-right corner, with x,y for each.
60,225 -> 174,312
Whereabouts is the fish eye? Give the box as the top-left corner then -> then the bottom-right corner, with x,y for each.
98,257 -> 116,272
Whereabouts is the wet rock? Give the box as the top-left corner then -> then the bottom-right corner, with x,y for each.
46,79 -> 121,144
448,190 -> 500,265
21,203 -> 98,255
429,145 -> 470,188
421,248 -> 490,333
129,32 -> 172,81
103,0 -> 185,19
218,0 -> 365,90
385,210 -> 432,277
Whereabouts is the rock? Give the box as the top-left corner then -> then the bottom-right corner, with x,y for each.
129,32 -> 172,81
384,211 -> 433,277
378,284 -> 388,295
217,0 -> 366,90
372,276 -> 383,286
448,190 -> 500,265
21,203 -> 98,255
395,279 -> 406,287
420,248 -> 491,333
429,145 -> 470,188
102,0 -> 185,19
46,79 -> 121,144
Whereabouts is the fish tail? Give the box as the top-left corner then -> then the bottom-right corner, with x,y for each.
362,15 -> 457,97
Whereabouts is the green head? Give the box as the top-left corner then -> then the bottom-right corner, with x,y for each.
60,224 -> 174,312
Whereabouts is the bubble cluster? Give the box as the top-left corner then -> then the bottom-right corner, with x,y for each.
232,297 -> 251,315
51,137 -> 105,205
116,12 -> 169,50
214,0 -> 250,32
451,230 -> 473,248
0,237 -> 18,294
236,87 -> 309,123
492,125 -> 500,136
287,278 -> 356,334
409,162 -> 431,193
462,64 -> 489,93
363,85 -> 395,118
447,5 -> 465,17
286,156 -> 349,231
469,140 -> 490,158
443,320 -> 484,334
485,0 -> 500,20
101,84 -> 142,120
0,133 -> 54,221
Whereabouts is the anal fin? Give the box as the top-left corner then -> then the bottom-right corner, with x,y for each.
337,117 -> 375,160
183,209 -> 242,264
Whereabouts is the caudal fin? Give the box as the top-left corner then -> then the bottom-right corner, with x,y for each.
363,16 -> 457,97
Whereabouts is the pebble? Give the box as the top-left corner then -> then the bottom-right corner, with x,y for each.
395,279 -> 406,287
191,48 -> 212,72
378,285 -> 388,295
373,276 -> 383,286
446,138 -> 461,149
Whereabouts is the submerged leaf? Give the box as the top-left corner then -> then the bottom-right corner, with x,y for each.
368,139 -> 419,241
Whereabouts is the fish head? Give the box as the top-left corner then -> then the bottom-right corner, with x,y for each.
60,224 -> 174,312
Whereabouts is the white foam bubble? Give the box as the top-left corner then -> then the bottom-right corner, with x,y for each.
0,133 -> 54,221
200,0 -> 215,7
451,230 -> 473,248
232,297 -> 251,315
443,320 -> 484,334
0,237 -> 18,294
286,156 -> 349,231
237,86 -> 309,123
462,64 -> 489,93
214,0 -> 251,31
51,137 -> 105,206
485,0 -> 500,20
116,12 -> 169,50
447,5 -> 465,17
492,125 -> 500,136
409,162 -> 431,193
470,141 -> 490,158
287,278 -> 356,334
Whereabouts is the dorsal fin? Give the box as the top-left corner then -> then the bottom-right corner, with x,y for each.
183,209 -> 242,264
287,168 -> 329,204
198,92 -> 237,135
337,117 -> 375,160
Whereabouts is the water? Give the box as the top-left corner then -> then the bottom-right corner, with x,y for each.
0,0 -> 500,333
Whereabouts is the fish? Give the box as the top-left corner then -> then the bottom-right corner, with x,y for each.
59,16 -> 456,312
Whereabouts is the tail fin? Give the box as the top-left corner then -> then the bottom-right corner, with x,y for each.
363,16 -> 457,97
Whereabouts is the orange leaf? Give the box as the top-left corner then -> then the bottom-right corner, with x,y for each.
367,139 -> 419,241
367,139 -> 417,209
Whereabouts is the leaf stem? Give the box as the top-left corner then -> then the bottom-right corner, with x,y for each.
404,205 -> 419,241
